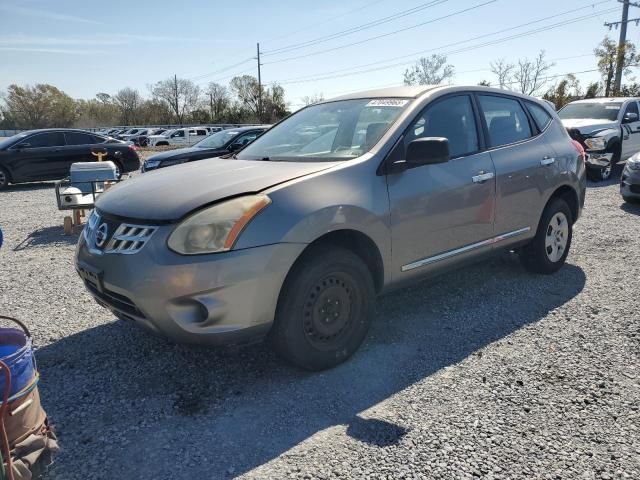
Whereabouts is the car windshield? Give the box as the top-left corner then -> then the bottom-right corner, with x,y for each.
558,102 -> 622,121
194,130 -> 241,148
161,129 -> 175,137
235,98 -> 411,162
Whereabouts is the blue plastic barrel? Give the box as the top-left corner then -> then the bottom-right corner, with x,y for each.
0,318 -> 36,399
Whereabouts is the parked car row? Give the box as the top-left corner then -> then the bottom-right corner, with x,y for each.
97,126 -> 224,146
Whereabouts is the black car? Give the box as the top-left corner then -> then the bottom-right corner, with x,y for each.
142,126 -> 269,172
0,129 -> 141,189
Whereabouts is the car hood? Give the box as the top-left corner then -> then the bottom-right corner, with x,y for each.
561,118 -> 619,135
145,147 -> 224,163
96,158 -> 339,221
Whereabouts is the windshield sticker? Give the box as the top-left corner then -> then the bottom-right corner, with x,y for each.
366,99 -> 409,107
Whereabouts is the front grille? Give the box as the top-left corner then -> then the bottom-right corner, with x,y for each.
104,223 -> 157,254
84,210 -> 157,255
85,281 -> 146,318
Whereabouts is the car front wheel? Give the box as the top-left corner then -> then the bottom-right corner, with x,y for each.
520,198 -> 573,274
270,245 -> 375,371
0,167 -> 9,190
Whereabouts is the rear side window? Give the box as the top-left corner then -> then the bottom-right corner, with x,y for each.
24,132 -> 66,148
65,132 -> 96,145
526,102 -> 553,131
196,129 -> 207,135
406,95 -> 479,158
478,95 -> 533,147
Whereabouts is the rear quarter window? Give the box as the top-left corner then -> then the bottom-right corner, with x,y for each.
526,102 -> 553,131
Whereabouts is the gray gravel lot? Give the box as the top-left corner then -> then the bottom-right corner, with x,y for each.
0,164 -> 638,479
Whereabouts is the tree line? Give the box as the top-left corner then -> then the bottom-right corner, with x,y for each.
402,35 -> 640,110
0,75 -> 289,129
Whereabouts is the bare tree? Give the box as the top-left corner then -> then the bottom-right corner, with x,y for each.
151,76 -> 200,124
490,58 -> 515,89
113,87 -> 141,125
229,75 -> 261,119
205,82 -> 230,121
301,93 -> 325,106
403,54 -> 454,86
595,36 -> 640,96
513,51 -> 554,96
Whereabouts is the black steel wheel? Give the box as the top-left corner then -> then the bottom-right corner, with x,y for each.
270,245 -> 375,370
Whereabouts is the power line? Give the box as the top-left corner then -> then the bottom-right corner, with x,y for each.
264,0 -> 496,65
263,0 -> 449,56
187,57 -> 255,82
274,1 -> 613,82
274,4 -> 618,85
262,0 -> 390,46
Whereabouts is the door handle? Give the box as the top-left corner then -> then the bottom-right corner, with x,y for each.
540,157 -> 555,166
472,171 -> 494,184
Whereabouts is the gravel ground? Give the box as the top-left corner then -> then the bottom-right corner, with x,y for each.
0,164 -> 638,479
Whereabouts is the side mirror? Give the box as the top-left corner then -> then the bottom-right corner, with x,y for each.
624,112 -> 639,123
406,137 -> 450,166
228,142 -> 242,151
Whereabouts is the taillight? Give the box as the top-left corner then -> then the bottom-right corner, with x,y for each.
570,139 -> 585,164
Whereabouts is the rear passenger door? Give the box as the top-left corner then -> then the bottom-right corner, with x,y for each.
388,94 -> 497,279
477,94 -> 554,243
63,131 -> 98,169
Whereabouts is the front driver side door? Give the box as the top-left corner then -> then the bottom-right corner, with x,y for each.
10,131 -> 67,181
387,94 -> 496,281
621,101 -> 640,160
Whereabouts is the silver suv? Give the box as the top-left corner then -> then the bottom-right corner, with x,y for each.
76,86 -> 586,370
559,97 -> 640,181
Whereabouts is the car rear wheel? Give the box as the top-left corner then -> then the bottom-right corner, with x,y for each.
269,245 -> 375,371
0,167 -> 10,190
520,198 -> 573,274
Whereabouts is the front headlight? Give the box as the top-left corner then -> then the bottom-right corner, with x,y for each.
144,160 -> 160,169
628,155 -> 640,170
167,195 -> 271,255
584,137 -> 607,150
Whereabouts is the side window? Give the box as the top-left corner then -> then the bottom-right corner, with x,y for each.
526,102 -> 553,131
196,129 -> 207,136
236,132 -> 258,146
173,130 -> 185,138
24,132 -> 66,148
406,95 -> 479,158
479,95 -> 533,148
91,134 -> 107,143
65,132 -> 96,146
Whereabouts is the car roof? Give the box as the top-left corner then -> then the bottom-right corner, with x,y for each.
20,128 -> 106,135
326,85 -> 552,105
330,85 -> 440,101
567,97 -> 640,104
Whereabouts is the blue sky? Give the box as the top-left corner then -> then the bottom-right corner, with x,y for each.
0,0 -> 638,109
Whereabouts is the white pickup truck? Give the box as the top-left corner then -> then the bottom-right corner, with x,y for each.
147,127 -> 209,147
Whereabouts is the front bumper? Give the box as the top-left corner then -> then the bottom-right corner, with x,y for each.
585,151 -> 613,169
621,164 -> 640,198
75,226 -> 306,346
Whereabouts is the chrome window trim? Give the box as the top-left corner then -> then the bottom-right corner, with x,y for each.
401,227 -> 531,272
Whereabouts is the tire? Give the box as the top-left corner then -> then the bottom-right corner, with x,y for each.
269,245 -> 375,371
113,161 -> 123,180
0,167 -> 9,190
623,195 -> 639,203
520,198 -> 573,274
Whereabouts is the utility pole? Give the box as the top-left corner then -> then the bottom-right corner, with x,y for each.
256,42 -> 263,122
605,0 -> 640,95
